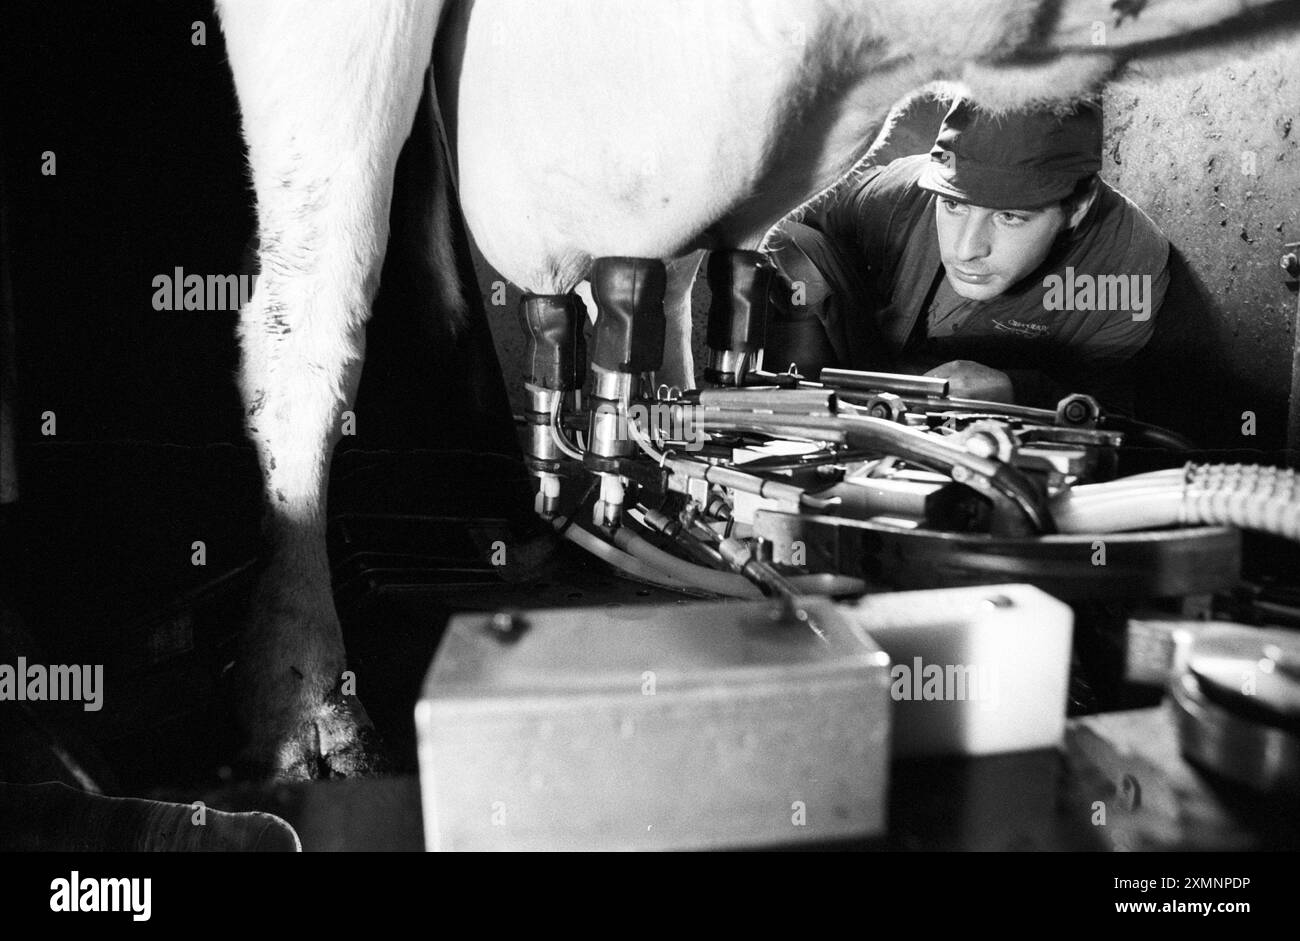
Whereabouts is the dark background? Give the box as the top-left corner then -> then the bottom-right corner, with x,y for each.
0,0 -> 522,676
3,1 -> 250,445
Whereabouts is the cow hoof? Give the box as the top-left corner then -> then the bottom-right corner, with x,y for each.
309,688 -> 391,779
233,675 -> 392,781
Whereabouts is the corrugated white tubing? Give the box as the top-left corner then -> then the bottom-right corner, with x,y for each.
1053,463 -> 1300,541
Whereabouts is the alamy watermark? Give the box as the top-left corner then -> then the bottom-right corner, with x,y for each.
50,872 -> 150,921
596,400 -> 706,451
1043,266 -> 1152,322
890,657 -> 999,709
0,658 -> 103,711
152,267 -> 256,311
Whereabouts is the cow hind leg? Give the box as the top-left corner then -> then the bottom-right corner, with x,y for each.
216,0 -> 441,778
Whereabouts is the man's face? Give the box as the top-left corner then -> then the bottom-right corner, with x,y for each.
934,197 -> 1067,300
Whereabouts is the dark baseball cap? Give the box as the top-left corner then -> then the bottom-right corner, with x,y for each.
917,98 -> 1103,211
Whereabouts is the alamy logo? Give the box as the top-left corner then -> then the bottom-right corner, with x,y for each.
0,658 -> 103,711
595,401 -> 706,451
1042,266 -> 1151,321
890,657 -> 999,708
50,872 -> 151,921
152,267 -> 257,311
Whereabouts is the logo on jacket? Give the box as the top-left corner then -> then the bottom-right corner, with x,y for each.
991,317 -> 1051,338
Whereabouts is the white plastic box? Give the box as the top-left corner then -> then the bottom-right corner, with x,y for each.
844,583 -> 1074,756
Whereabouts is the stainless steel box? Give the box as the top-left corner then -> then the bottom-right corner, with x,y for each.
417,598 -> 892,851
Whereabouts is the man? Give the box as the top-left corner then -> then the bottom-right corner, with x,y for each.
766,98 -> 1170,414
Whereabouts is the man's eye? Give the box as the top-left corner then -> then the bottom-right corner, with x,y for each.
941,198 -> 966,214
996,212 -> 1028,226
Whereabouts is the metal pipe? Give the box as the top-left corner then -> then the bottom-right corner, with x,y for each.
612,527 -> 763,598
695,387 -> 837,415
663,456 -> 809,509
696,410 -> 1054,533
556,520 -> 686,591
819,368 -> 949,399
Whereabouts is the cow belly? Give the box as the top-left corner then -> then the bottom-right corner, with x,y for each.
450,0 -> 920,293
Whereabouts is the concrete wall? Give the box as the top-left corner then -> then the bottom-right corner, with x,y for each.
1104,40 -> 1300,457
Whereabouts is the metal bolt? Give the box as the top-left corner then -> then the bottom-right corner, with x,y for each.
1063,400 -> 1090,423
487,610 -> 528,640
1281,253 -> 1300,279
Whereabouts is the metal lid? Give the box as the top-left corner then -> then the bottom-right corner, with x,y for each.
1173,626 -> 1300,795
1187,630 -> 1300,733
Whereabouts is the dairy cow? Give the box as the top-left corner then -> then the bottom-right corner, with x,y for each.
214,0 -> 1295,777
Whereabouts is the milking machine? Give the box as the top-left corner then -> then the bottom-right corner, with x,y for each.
516,253 -> 1300,608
